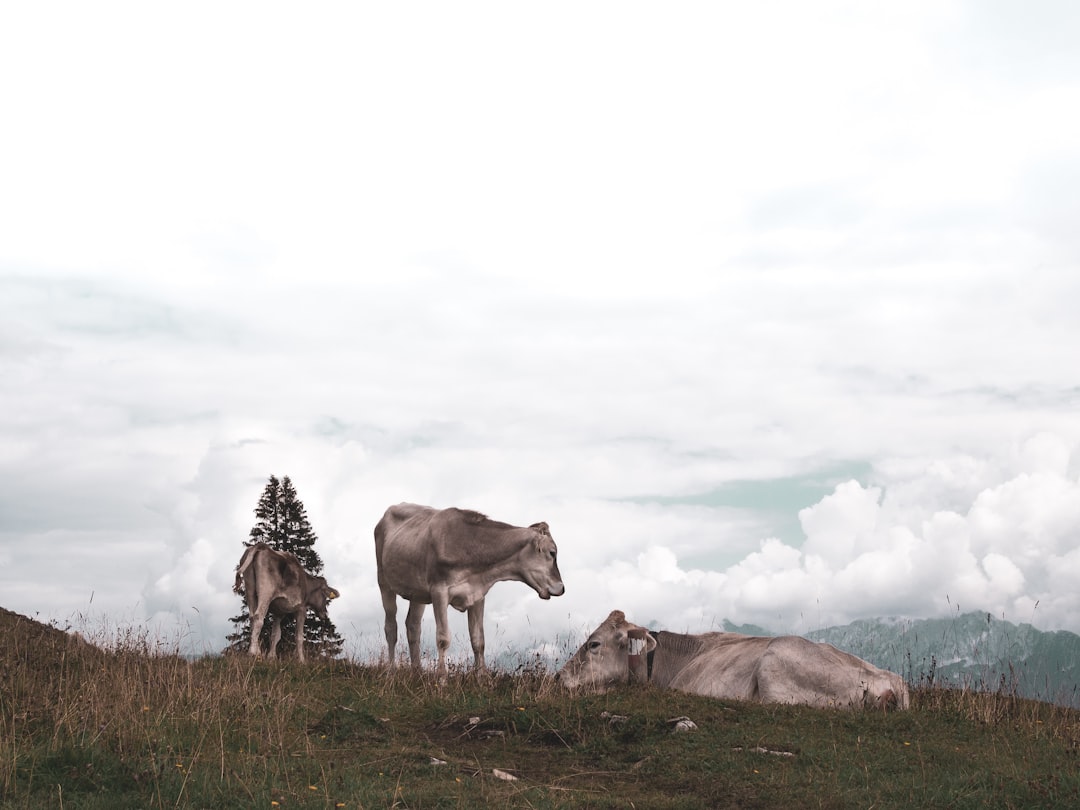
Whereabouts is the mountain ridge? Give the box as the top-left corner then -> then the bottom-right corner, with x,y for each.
802,611 -> 1080,708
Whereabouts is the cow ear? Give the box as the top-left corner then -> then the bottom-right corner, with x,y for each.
325,587 -> 340,600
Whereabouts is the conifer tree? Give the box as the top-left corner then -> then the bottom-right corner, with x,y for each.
226,475 -> 343,658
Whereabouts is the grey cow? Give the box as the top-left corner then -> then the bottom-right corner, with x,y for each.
558,610 -> 909,710
374,503 -> 565,675
233,542 -> 339,663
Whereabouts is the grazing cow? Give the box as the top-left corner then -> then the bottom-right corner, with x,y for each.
374,502 -> 565,674
558,610 -> 909,710
233,542 -> 340,663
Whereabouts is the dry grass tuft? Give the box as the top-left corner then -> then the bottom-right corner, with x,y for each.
3,607 -> 1080,809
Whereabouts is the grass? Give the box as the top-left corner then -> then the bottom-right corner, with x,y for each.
2,607 -> 1079,809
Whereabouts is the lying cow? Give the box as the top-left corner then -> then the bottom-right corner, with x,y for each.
374,503 -> 565,675
558,610 -> 909,710
233,542 -> 340,663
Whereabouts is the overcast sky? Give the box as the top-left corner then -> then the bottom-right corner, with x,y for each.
3,2 -> 1079,663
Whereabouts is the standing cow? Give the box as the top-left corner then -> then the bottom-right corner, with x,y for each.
234,542 -> 340,663
374,503 -> 565,675
558,610 -> 909,710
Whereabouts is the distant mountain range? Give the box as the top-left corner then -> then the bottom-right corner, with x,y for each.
783,612 -> 1080,708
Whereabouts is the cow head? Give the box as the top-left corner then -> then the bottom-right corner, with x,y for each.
305,576 -> 340,621
866,675 -> 911,711
519,521 -> 565,601
557,610 -> 657,690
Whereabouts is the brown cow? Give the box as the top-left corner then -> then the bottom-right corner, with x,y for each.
233,542 -> 340,663
374,503 -> 565,675
558,610 -> 909,710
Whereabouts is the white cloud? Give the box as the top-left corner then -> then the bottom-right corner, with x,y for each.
600,451 -> 1080,636
981,552 -> 1025,598
799,481 -> 882,568
3,3 -> 1080,660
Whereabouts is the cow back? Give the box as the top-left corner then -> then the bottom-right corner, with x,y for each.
273,552 -> 303,588
242,544 -> 310,613
754,636 -> 907,708
376,504 -> 536,571
661,632 -> 773,699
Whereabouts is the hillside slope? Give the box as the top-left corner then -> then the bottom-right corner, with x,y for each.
3,605 -> 1080,809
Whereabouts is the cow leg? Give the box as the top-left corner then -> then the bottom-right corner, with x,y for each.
295,611 -> 307,664
467,598 -> 486,671
405,600 -> 426,672
380,586 -> 399,668
248,595 -> 269,658
430,589 -> 451,678
266,615 -> 282,660
248,612 -> 265,657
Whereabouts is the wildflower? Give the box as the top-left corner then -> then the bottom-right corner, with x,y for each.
142,706 -> 150,712
271,803 -> 279,807
904,742 -> 911,746
308,785 -> 318,791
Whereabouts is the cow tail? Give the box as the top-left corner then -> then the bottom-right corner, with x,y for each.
234,544 -> 258,594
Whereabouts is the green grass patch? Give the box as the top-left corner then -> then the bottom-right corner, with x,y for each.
2,608 -> 1079,808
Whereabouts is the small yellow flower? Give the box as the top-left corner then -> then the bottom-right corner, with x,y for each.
271,803 -> 279,807
142,706 -> 150,712
904,741 -> 911,746
308,785 -> 318,791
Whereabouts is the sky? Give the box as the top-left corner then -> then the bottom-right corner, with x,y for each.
2,1 -> 1080,663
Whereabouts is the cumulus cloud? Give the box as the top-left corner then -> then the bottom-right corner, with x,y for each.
3,4 -> 1080,661
587,442 -> 1080,639
800,481 -> 882,567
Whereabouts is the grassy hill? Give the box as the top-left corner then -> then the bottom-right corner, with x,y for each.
2,607 -> 1079,809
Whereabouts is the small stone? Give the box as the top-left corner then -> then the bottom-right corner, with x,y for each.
667,716 -> 697,733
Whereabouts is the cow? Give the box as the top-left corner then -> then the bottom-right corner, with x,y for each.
374,502 -> 565,675
557,610 -> 910,710
233,542 -> 340,663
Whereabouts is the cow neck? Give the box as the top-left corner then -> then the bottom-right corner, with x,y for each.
645,631 -> 704,688
446,525 -> 535,571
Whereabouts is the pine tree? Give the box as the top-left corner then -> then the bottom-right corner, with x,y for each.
226,475 -> 344,659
